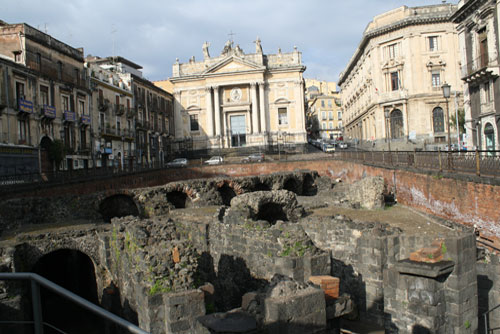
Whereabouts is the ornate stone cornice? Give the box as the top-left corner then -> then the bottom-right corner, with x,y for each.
451,0 -> 491,23
339,5 -> 456,86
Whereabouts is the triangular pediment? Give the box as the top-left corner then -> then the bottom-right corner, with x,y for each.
203,56 -> 265,75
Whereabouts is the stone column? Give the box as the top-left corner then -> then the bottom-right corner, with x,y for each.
205,87 -> 214,137
214,86 -> 221,136
173,91 -> 183,139
259,82 -> 267,133
223,111 -> 229,147
251,82 -> 259,134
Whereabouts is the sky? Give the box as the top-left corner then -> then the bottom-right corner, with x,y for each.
3,0 -> 457,83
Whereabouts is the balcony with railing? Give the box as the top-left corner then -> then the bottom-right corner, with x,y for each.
126,107 -> 135,118
461,54 -> 499,82
114,104 -> 125,116
98,98 -> 110,112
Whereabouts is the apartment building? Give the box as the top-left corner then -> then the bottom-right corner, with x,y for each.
338,4 -> 463,150
305,80 -> 342,140
0,20 -> 91,174
452,0 -> 500,152
87,56 -> 174,167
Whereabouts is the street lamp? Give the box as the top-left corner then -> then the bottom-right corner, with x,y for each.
442,83 -> 452,169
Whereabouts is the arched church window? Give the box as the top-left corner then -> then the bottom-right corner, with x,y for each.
433,107 -> 444,133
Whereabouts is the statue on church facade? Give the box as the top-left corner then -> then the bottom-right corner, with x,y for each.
221,40 -> 232,56
255,37 -> 263,54
202,41 -> 210,59
234,44 -> 244,56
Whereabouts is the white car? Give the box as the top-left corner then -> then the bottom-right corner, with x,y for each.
323,144 -> 336,153
338,142 -> 348,149
204,156 -> 224,165
166,158 -> 188,168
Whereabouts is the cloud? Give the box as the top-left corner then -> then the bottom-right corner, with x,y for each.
3,0 -> 456,81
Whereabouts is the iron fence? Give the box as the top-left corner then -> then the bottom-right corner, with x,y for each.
1,147 -> 499,190
335,150 -> 500,177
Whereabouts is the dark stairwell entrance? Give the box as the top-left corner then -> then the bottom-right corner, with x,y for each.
32,249 -> 105,334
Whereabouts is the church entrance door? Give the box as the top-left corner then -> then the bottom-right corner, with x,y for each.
230,115 -> 247,147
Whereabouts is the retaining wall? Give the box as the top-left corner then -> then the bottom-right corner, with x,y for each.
6,159 -> 499,239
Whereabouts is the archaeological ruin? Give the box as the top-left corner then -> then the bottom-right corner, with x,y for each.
0,170 -> 498,334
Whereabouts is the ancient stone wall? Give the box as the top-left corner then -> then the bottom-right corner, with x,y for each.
5,159 -> 499,241
477,252 -> 500,333
301,215 -> 399,324
384,233 -> 478,333
208,221 -> 330,283
302,214 -> 479,331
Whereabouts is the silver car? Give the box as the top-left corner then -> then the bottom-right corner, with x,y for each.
204,156 -> 224,165
241,153 -> 264,163
166,158 -> 188,168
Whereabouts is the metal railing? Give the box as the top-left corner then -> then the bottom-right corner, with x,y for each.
461,54 -> 499,78
481,303 -> 500,334
0,272 -> 149,334
335,150 -> 500,178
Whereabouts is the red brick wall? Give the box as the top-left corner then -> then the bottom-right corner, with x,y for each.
7,159 -> 500,238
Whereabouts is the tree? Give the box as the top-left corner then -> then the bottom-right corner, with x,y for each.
306,116 -> 320,139
48,139 -> 66,171
450,108 -> 465,134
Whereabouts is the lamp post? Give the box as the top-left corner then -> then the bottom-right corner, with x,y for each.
442,83 -> 451,169
384,109 -> 391,164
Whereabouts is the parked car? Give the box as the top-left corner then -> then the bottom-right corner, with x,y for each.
444,144 -> 459,151
338,142 -> 348,149
204,156 -> 224,165
323,144 -> 336,153
241,153 -> 264,163
166,158 -> 188,168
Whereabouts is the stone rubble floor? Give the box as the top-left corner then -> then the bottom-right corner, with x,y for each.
309,203 -> 453,235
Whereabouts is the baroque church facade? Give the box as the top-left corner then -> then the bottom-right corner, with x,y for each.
169,39 -> 307,150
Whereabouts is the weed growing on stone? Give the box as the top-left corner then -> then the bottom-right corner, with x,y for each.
149,277 -> 172,295
441,242 -> 447,255
464,320 -> 471,329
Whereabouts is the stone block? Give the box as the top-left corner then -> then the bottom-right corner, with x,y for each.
167,319 -> 191,333
172,246 -> 180,263
309,275 -> 340,299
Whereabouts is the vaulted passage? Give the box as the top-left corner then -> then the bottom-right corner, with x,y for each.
167,191 -> 189,208
302,174 -> 317,196
99,194 -> 139,223
32,249 -> 103,334
218,184 -> 236,206
252,182 -> 271,192
256,203 -> 288,224
283,178 -> 300,194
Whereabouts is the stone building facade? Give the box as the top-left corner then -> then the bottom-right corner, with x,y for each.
338,4 -> 463,150
85,56 -> 136,169
0,21 -> 91,174
452,0 -> 500,152
169,39 -> 307,151
86,56 -> 174,168
305,80 -> 342,140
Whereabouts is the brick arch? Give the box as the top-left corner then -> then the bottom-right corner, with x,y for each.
165,183 -> 200,208
13,237 -> 103,275
216,180 -> 239,206
98,191 -> 140,223
29,247 -> 107,332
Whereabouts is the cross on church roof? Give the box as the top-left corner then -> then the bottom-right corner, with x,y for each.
228,30 -> 236,46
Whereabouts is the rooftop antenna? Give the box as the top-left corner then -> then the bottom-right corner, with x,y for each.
228,30 -> 236,47
111,24 -> 117,62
